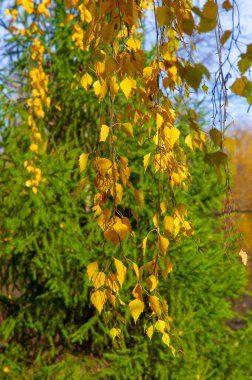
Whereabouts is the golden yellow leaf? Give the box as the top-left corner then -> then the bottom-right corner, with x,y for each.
223,137 -> 236,153
156,113 -> 163,129
160,201 -> 167,215
147,274 -> 158,292
92,271 -> 106,289
120,77 -> 133,99
113,218 -> 129,241
143,153 -> 151,172
110,327 -> 121,340
87,261 -> 98,281
162,259 -> 173,279
93,80 -> 107,99
80,72 -> 93,90
100,124 -> 110,142
129,299 -> 144,323
155,319 -> 166,333
146,325 -> 154,340
114,258 -> 127,286
134,188 -> 144,208
109,77 -> 119,100
185,134 -> 194,150
132,262 -> 139,280
162,332 -> 170,347
239,249 -> 248,266
90,290 -> 107,314
159,235 -> 169,255
126,37 -> 141,52
79,153 -> 89,172
149,295 -> 161,316
142,236 -> 148,255
163,216 -> 174,233
106,289 -> 116,308
153,213 -> 158,228
122,122 -> 134,137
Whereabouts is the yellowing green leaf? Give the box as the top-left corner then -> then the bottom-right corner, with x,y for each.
87,261 -> 98,281
129,299 -> 144,323
162,332 -> 170,347
202,1 -> 218,20
114,258 -> 127,286
79,153 -> 89,172
90,290 -> 107,314
110,327 -> 121,340
143,153 -> 151,172
100,124 -> 110,142
142,236 -> 148,255
134,188 -> 144,208
155,319 -> 166,333
80,72 -> 93,90
122,122 -> 134,137
220,30 -> 232,46
223,137 -> 236,153
146,325 -> 154,340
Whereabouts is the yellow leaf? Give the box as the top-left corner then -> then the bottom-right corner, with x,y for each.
142,236 -> 148,255
132,262 -> 139,280
129,299 -> 144,323
113,219 -> 129,241
146,325 -> 154,340
106,289 -> 116,307
160,202 -> 167,215
93,80 -> 107,99
80,72 -> 93,90
110,327 -> 121,340
163,216 -> 174,233
120,77 -> 133,99
126,37 -> 141,52
159,235 -> 169,255
155,319 -> 166,333
143,153 -> 151,172
185,134 -> 194,150
90,290 -> 107,314
153,213 -> 158,228
149,295 -> 161,316
134,188 -> 144,208
87,261 -> 98,281
114,258 -> 127,286
132,283 -> 143,300
156,113 -> 163,129
79,153 -> 89,172
239,249 -> 248,266
122,122 -> 134,137
109,77 -> 119,100
223,137 -> 236,153
92,271 -> 106,289
156,6 -> 171,27
100,124 -> 110,142
147,274 -> 158,292
162,332 -> 170,347
162,258 -> 173,279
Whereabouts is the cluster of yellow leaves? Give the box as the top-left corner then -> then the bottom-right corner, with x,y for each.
4,1 -> 52,194
68,0 -> 230,351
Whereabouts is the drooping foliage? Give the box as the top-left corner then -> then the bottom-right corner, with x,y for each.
0,0 -> 251,378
